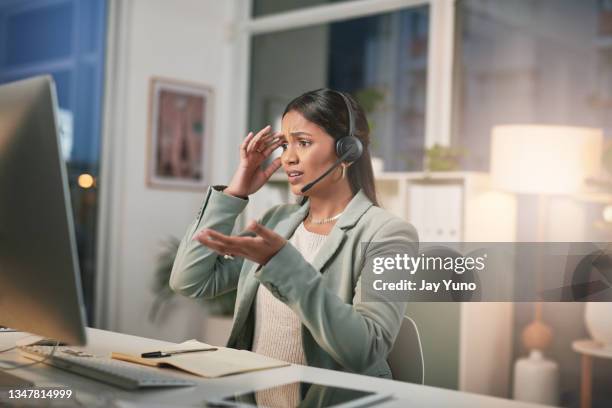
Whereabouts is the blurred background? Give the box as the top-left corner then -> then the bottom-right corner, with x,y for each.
1,0 -> 611,406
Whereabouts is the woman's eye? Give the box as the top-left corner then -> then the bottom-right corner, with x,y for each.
280,143 -> 288,150
299,140 -> 311,147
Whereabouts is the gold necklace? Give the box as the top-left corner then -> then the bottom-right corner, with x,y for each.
307,211 -> 344,224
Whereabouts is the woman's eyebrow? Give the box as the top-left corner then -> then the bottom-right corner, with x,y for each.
289,131 -> 313,137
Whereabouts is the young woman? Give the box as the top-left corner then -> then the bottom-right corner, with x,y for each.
169,89 -> 419,382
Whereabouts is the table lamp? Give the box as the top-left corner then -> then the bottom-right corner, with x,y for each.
490,124 -> 603,405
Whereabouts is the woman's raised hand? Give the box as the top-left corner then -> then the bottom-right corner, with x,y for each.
196,220 -> 287,265
224,125 -> 284,197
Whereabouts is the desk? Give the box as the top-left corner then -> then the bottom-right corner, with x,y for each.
0,328 -> 550,407
572,339 -> 612,408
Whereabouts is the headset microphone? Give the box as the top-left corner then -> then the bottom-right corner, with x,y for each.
300,91 -> 363,194
300,142 -> 361,193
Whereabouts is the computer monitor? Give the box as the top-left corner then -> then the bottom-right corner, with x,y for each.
0,76 -> 87,345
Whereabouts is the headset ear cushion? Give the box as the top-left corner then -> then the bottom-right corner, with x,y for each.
336,136 -> 363,162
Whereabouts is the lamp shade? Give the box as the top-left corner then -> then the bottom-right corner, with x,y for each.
490,125 -> 603,194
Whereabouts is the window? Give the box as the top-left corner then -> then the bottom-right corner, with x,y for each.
249,5 -> 430,171
0,0 -> 107,322
454,0 -> 612,170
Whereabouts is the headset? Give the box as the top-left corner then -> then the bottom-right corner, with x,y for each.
300,90 -> 364,193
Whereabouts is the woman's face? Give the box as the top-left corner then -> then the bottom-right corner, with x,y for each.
280,110 -> 341,196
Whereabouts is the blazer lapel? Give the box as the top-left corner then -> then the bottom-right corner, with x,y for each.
310,227 -> 346,271
274,202 -> 312,239
310,189 -> 373,271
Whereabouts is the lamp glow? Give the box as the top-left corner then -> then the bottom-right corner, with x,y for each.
490,125 -> 603,194
78,174 -> 94,189
603,205 -> 612,223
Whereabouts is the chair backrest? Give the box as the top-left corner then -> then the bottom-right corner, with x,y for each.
387,315 -> 424,384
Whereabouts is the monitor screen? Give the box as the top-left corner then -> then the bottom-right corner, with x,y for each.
0,76 -> 87,345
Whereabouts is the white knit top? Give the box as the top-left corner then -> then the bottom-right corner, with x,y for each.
251,222 -> 327,406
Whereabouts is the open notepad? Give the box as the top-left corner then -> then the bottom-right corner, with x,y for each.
111,340 -> 290,378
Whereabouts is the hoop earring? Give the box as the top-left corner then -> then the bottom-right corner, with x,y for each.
331,165 -> 343,183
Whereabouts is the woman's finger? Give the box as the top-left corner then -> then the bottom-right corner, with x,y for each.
262,137 -> 284,157
206,229 -> 260,254
246,125 -> 272,154
253,134 -> 277,155
247,221 -> 279,244
262,140 -> 283,157
196,234 -> 229,254
262,157 -> 282,179
240,131 -> 254,153
197,232 -> 247,257
261,137 -> 283,153
250,133 -> 276,156
263,131 -> 283,144
203,229 -> 240,246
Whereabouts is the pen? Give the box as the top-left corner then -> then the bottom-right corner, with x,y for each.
141,347 -> 218,358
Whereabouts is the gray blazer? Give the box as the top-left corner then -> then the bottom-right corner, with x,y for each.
170,185 -> 419,378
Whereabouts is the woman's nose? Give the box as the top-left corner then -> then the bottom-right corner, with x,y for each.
282,145 -> 298,165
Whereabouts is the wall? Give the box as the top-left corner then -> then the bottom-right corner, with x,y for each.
97,0 -> 240,342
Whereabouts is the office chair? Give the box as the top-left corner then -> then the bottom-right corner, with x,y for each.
388,244 -> 480,384
387,315 -> 424,384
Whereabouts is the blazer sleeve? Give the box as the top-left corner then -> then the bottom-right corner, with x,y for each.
253,217 -> 418,373
169,185 -> 249,299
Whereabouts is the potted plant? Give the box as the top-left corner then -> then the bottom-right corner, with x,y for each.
424,143 -> 467,172
149,237 -> 236,323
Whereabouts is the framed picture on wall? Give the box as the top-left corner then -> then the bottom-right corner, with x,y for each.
146,77 -> 213,190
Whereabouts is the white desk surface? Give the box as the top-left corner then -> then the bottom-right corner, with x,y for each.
0,328 -> 550,408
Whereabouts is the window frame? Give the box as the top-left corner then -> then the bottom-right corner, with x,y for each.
232,0 -> 457,159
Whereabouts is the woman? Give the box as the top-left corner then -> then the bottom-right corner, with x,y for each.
169,89 -> 419,381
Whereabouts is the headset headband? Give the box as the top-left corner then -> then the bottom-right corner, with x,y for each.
335,90 -> 355,138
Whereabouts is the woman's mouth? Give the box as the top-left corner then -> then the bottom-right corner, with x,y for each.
286,171 -> 304,184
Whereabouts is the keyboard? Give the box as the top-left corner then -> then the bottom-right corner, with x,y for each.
18,345 -> 196,390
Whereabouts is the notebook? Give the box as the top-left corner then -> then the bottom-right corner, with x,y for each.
111,340 -> 289,378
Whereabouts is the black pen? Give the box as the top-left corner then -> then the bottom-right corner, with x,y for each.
141,347 -> 218,358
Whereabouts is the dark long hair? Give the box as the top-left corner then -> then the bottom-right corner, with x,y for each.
282,88 -> 379,206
